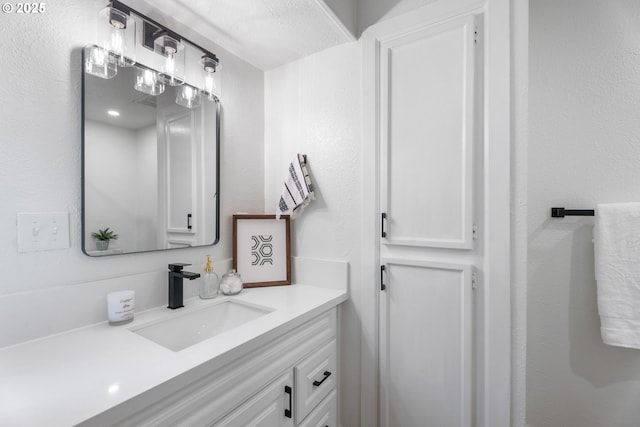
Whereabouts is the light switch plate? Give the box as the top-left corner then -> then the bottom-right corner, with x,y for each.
17,212 -> 70,253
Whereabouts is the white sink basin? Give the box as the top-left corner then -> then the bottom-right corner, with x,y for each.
131,299 -> 274,351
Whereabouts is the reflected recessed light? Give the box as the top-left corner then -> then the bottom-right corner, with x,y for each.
107,110 -> 120,117
108,383 -> 119,394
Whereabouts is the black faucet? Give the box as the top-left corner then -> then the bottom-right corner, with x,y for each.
168,263 -> 201,309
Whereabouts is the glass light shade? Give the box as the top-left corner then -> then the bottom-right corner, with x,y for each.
134,67 -> 165,95
176,85 -> 201,109
201,56 -> 222,100
154,35 -> 185,86
84,45 -> 117,79
97,6 -> 135,67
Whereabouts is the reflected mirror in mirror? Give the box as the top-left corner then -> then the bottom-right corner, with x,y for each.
82,53 -> 220,256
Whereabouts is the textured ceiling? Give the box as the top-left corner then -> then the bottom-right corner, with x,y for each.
127,0 -> 355,70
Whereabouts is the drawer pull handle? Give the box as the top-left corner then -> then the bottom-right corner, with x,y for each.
313,371 -> 332,387
284,385 -> 292,418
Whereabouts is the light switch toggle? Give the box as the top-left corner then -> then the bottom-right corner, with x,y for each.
17,212 -> 70,253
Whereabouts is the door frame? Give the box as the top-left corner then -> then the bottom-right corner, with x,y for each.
360,0 -> 511,426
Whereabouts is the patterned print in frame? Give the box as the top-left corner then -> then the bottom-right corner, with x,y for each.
233,214 -> 291,288
251,235 -> 274,266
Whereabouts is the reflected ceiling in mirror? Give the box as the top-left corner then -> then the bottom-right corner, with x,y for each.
82,51 -> 220,256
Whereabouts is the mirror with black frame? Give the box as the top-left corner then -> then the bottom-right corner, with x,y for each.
82,51 -> 220,256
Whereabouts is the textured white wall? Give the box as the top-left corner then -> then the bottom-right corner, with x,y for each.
84,120 -> 141,252
0,0 -> 263,305
135,125 -> 159,251
264,42 -> 362,427
528,0 -> 640,425
511,0 -> 528,425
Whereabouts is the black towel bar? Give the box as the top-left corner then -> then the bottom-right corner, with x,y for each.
551,207 -> 595,218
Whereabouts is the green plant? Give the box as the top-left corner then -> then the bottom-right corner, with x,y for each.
91,227 -> 119,241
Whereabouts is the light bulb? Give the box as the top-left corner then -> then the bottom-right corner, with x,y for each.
143,70 -> 153,85
91,47 -> 106,66
110,28 -> 124,58
165,54 -> 175,77
205,73 -> 216,95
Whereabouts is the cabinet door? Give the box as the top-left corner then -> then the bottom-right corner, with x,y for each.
380,260 -> 473,427
380,15 -> 477,250
297,390 -> 337,427
213,371 -> 294,427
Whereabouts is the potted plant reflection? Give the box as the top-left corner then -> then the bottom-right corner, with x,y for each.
92,227 -> 119,250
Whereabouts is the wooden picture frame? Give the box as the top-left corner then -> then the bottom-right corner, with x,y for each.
232,214 -> 291,288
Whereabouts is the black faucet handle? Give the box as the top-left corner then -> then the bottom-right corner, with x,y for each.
169,263 -> 191,272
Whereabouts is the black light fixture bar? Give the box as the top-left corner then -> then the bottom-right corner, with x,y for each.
111,0 -> 218,60
143,23 -> 181,52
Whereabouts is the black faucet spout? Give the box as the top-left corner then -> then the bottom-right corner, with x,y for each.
168,263 -> 201,309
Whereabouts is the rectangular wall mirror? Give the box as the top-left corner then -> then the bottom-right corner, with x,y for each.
82,49 -> 220,256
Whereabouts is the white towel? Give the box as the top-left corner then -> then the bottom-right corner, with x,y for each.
595,202 -> 640,349
276,154 -> 315,220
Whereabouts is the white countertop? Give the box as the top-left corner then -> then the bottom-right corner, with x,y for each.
0,285 -> 347,427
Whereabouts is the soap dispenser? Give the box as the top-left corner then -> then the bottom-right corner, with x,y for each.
199,255 -> 219,299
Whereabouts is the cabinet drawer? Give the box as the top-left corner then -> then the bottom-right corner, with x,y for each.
298,389 -> 337,427
212,370 -> 294,427
294,339 -> 337,423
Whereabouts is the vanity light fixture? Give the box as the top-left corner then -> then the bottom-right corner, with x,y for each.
97,3 -> 135,67
201,54 -> 221,100
134,66 -> 165,96
84,45 -> 117,79
175,84 -> 202,109
154,33 -> 186,86
85,0 -> 222,107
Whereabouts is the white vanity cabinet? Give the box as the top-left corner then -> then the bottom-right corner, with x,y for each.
85,307 -> 339,427
216,338 -> 338,427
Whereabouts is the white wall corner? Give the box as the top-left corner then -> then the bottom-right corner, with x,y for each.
315,0 -> 358,41
510,0 -> 529,425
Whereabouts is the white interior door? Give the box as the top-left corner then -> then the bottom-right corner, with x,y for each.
165,112 -> 196,234
156,89 -> 205,249
377,11 -> 482,427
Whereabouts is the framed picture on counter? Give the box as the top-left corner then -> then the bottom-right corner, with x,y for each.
233,214 -> 291,288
